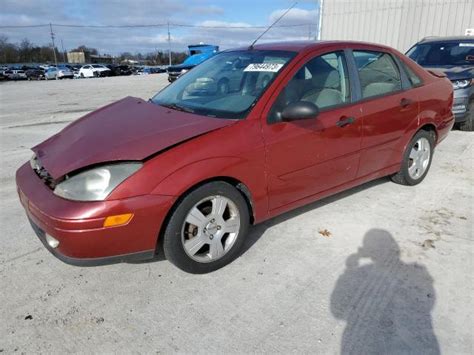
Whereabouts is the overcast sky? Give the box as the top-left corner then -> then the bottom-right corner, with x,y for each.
1,0 -> 319,54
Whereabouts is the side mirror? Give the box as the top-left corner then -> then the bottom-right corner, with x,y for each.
281,101 -> 319,122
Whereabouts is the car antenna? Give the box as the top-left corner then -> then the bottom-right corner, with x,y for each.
248,2 -> 298,50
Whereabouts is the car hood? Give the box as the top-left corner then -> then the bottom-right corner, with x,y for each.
32,96 -> 235,179
168,64 -> 195,72
422,65 -> 474,80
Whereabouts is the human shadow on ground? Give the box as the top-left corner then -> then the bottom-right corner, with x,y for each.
330,229 -> 440,354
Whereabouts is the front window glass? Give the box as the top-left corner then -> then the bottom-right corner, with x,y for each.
353,51 -> 402,99
151,50 -> 296,119
268,51 -> 350,123
407,41 -> 474,66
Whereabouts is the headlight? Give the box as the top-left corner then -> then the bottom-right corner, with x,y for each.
180,69 -> 189,75
452,79 -> 473,90
53,162 -> 142,201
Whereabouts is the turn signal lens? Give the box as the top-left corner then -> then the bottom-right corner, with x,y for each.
103,213 -> 133,228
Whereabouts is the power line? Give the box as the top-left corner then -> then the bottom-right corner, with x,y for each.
0,22 -> 315,29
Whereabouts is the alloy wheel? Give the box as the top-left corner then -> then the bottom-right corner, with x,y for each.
181,195 -> 240,263
408,137 -> 431,179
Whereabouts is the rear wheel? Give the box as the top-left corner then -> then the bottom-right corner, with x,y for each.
391,130 -> 434,186
163,181 -> 249,273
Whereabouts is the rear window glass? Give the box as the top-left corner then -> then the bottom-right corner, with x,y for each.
353,51 -> 402,99
400,62 -> 422,87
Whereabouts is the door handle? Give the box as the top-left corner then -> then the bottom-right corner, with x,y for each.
336,116 -> 356,127
400,98 -> 413,108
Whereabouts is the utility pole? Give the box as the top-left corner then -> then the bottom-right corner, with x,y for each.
317,0 -> 324,40
308,24 -> 311,40
49,23 -> 58,67
60,39 -> 66,63
167,21 -> 172,66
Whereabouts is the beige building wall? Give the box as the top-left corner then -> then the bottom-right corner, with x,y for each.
320,0 -> 474,51
67,52 -> 86,64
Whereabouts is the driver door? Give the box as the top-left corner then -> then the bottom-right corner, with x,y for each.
262,50 -> 363,210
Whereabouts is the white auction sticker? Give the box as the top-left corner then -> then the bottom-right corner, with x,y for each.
243,63 -> 284,72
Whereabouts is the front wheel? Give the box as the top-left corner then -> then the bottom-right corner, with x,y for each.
391,130 -> 434,186
163,181 -> 249,273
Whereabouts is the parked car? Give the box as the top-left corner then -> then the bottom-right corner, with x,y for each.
4,69 -> 27,80
138,66 -> 165,75
26,68 -> 45,80
167,44 -> 219,82
78,64 -> 111,78
16,41 -> 454,273
106,64 -> 133,76
407,36 -> 473,131
44,66 -> 74,80
184,59 -> 250,95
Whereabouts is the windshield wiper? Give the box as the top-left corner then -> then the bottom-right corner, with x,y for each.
160,102 -> 195,113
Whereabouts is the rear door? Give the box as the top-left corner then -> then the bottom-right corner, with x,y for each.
351,50 -> 419,177
262,50 -> 363,210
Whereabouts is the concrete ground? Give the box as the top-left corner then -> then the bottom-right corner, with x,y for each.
0,75 -> 472,354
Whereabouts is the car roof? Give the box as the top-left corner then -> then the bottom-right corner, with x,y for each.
418,36 -> 474,44
230,40 -> 394,52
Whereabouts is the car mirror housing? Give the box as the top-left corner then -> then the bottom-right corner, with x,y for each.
281,101 -> 319,122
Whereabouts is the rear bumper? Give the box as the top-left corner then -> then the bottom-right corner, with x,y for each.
437,113 -> 455,144
16,162 -> 176,266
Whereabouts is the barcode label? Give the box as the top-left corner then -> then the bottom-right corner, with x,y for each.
243,63 -> 284,72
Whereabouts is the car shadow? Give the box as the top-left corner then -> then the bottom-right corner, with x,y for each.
133,177 -> 390,265
330,229 -> 440,354
240,177 -> 390,257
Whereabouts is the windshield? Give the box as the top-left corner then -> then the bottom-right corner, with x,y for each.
407,41 -> 474,66
151,50 -> 296,119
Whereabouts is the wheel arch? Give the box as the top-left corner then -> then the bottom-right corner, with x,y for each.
417,123 -> 438,144
154,176 -> 256,253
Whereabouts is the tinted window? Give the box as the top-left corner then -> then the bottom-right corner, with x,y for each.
407,41 -> 474,66
268,51 -> 350,123
353,51 -> 402,99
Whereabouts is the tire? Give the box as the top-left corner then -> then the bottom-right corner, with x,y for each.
163,181 -> 250,274
391,130 -> 435,186
80,73 -> 84,78
459,101 -> 474,132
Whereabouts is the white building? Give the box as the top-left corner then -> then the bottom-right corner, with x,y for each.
320,0 -> 474,51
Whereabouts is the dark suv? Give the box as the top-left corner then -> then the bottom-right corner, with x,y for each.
407,36 -> 473,131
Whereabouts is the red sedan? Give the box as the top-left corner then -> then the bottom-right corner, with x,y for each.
16,41 -> 454,273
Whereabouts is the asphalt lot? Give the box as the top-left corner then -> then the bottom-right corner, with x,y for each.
0,75 -> 472,354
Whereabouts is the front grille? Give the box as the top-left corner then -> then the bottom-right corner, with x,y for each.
30,155 -> 57,189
